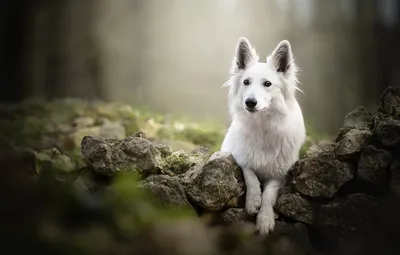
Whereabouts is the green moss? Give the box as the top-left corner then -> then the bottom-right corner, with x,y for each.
35,148 -> 76,174
299,143 -> 311,158
65,147 -> 87,169
154,144 -> 173,158
161,151 -> 191,175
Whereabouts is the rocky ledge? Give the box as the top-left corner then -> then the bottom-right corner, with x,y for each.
77,86 -> 400,254
1,87 -> 400,255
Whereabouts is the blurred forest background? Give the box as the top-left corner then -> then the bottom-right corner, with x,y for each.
1,0 -> 400,135
2,1 -> 400,254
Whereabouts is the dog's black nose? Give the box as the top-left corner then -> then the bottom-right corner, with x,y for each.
245,98 -> 257,109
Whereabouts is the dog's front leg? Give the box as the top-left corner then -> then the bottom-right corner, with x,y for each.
242,167 -> 262,215
256,178 -> 282,234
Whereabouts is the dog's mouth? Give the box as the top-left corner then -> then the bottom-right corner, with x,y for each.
246,108 -> 257,113
245,107 -> 267,113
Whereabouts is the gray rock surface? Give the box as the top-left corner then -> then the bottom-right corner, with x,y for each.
154,144 -> 173,158
186,153 -> 245,211
334,129 -> 373,160
379,86 -> 400,118
336,106 -> 373,141
181,147 -> 211,186
141,175 -> 195,213
291,147 -> 353,198
315,193 -> 382,244
273,221 -> 310,247
357,146 -> 392,186
159,150 -> 192,176
375,120 -> 400,147
81,135 -> 162,176
390,158 -> 400,196
304,143 -> 335,158
18,86 -> 400,254
220,208 -> 247,225
275,189 -> 313,224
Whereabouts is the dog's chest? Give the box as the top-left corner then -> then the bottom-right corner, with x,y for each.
224,123 -> 299,179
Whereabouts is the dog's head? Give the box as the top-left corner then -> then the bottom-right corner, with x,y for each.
225,37 -> 299,115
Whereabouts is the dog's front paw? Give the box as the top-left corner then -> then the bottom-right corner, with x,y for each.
255,207 -> 275,235
245,190 -> 262,215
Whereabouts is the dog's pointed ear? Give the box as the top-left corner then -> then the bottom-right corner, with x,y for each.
270,40 -> 294,74
231,37 -> 257,73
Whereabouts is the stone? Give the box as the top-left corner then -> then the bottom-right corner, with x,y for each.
154,144 -> 173,158
275,189 -> 313,224
161,150 -> 191,175
219,208 -> 247,225
71,127 -> 101,148
259,221 -> 311,255
141,175 -> 194,213
81,135 -> 162,176
357,146 -> 392,186
336,106 -> 373,142
379,86 -> 400,119
188,147 -> 210,170
186,153 -> 245,211
35,147 -> 76,173
390,158 -> 400,196
375,120 -> 400,147
304,143 -> 334,158
334,129 -> 373,160
292,149 -> 353,198
181,148 -> 213,186
273,221 -> 310,246
132,130 -> 147,139
209,151 -> 232,161
315,193 -> 382,245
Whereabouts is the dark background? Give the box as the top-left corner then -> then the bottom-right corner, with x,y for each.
1,0 -> 400,135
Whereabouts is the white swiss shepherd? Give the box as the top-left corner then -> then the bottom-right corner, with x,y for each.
220,37 -> 306,234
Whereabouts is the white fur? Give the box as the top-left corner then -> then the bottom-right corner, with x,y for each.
220,37 -> 306,234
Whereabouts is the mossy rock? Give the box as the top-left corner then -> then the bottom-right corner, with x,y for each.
161,150 -> 191,175
64,147 -> 87,169
35,147 -> 76,174
154,144 -> 173,158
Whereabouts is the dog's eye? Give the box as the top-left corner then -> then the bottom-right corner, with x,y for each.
243,79 -> 250,86
263,81 -> 272,87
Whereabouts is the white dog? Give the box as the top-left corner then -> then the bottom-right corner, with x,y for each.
220,37 -> 306,234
